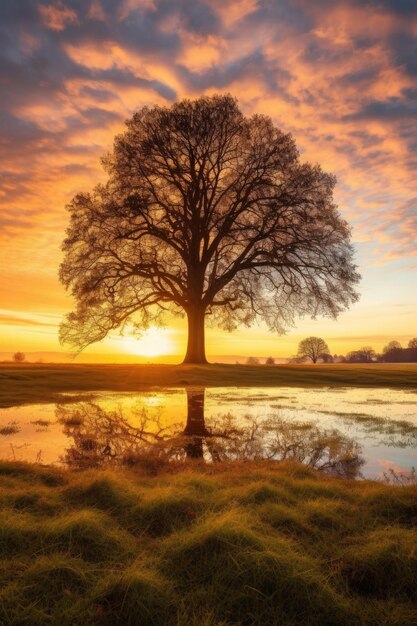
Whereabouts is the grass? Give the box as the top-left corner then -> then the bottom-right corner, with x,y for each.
1,362 -> 417,407
0,460 -> 417,624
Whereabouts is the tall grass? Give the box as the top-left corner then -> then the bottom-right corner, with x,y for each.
0,460 -> 416,624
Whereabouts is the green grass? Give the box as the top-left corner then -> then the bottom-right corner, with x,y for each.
1,362 -> 417,407
0,460 -> 417,624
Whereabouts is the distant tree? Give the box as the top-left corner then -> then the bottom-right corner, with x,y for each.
13,352 -> 25,363
59,94 -> 360,363
381,340 -> 404,362
360,346 -> 375,362
246,356 -> 260,365
345,351 -> 358,363
346,346 -> 375,363
381,340 -> 417,363
320,352 -> 333,363
383,340 -> 402,354
297,337 -> 330,364
289,354 -> 306,363
265,356 -> 275,365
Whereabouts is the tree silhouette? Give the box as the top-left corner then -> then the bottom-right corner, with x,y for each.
56,389 -> 364,477
12,352 -> 25,363
297,337 -> 330,363
60,95 -> 360,363
381,340 -> 402,362
346,346 -> 375,363
265,356 -> 275,365
383,340 -> 402,354
380,339 -> 417,363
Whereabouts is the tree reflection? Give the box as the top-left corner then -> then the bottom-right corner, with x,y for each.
56,388 -> 364,478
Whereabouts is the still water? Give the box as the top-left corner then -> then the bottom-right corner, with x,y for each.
1,386 -> 416,479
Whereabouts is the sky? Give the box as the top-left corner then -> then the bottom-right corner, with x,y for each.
0,0 -> 416,362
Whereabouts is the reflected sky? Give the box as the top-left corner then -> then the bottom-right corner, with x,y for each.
1,386 -> 416,479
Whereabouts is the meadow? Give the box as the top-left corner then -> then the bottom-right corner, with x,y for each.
1,460 -> 417,625
1,362 -> 417,407
1,363 -> 417,624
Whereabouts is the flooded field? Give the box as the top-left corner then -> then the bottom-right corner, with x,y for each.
1,386 -> 416,479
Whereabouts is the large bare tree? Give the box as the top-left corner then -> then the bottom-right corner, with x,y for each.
60,95 -> 360,363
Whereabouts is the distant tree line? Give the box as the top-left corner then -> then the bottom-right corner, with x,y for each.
246,356 -> 275,365
378,339 -> 417,363
287,337 -> 417,364
338,340 -> 417,363
246,336 -> 417,365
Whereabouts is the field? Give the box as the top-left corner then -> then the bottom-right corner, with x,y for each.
1,460 -> 417,625
1,362 -> 417,407
1,362 -> 417,624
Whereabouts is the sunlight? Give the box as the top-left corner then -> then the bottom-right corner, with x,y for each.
122,326 -> 174,357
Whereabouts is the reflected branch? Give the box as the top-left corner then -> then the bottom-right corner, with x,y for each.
56,388 -> 364,478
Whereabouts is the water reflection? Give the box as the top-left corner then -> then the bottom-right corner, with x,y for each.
56,387 -> 364,478
3,386 -> 415,477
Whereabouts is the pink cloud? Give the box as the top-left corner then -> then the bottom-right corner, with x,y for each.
87,0 -> 106,22
38,1 -> 78,31
1,0 -> 416,354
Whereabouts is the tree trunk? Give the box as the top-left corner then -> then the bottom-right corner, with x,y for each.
183,387 -> 207,458
183,306 -> 207,364
184,388 -> 207,436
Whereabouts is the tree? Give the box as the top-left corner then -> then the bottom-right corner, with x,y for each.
13,352 -> 25,363
383,340 -> 402,354
346,346 -> 375,363
408,338 -> 417,350
297,337 -> 330,363
381,340 -> 403,362
265,356 -> 275,365
60,95 -> 360,363
57,390 -> 363,477
246,356 -> 260,365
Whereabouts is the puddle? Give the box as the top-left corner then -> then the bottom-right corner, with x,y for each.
1,386 -> 416,479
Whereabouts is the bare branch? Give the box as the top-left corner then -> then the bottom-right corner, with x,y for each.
60,95 -> 360,361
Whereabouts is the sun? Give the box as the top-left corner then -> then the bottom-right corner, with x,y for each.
122,326 -> 174,357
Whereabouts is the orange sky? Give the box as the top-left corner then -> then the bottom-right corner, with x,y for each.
1,0 -> 416,361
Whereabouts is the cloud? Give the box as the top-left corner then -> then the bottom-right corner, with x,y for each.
38,1 -> 78,31
358,0 -> 417,17
0,314 -> 56,328
344,97 -> 417,121
87,0 -> 107,22
0,0 -> 416,340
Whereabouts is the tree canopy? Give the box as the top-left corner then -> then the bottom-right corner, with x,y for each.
296,337 -> 330,363
60,95 -> 360,362
346,346 -> 375,363
383,340 -> 402,354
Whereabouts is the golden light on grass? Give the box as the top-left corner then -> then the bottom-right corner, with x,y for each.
121,327 -> 175,357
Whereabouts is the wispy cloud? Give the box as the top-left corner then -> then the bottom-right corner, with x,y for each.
0,0 -> 416,352
0,310 -> 59,328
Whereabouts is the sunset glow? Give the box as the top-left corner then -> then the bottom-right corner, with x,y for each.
0,0 -> 416,362
122,327 -> 175,358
